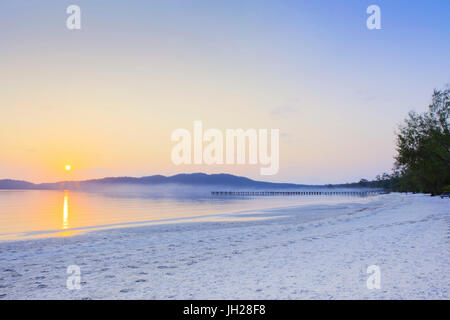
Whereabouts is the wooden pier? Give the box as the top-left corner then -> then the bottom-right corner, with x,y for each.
211,190 -> 387,196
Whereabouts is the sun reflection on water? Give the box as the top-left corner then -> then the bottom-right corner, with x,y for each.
63,191 -> 69,229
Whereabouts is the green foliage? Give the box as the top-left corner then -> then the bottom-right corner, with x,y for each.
442,185 -> 450,194
326,86 -> 448,196
331,172 -> 401,190
351,86 -> 449,196
394,85 -> 449,195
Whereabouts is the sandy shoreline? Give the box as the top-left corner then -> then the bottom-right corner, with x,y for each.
0,193 -> 448,299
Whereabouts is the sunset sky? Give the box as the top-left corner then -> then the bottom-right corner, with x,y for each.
1,0 -> 449,184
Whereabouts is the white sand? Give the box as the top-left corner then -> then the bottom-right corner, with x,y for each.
0,193 -> 448,299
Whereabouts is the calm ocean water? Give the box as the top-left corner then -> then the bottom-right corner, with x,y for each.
0,190 -> 367,241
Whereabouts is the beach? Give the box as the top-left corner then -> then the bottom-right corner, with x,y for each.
0,193 -> 448,299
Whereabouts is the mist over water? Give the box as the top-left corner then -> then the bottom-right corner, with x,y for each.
0,185 -> 374,241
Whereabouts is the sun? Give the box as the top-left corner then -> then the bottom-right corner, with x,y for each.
65,164 -> 71,171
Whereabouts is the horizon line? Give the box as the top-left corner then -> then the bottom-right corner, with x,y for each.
0,171 -> 377,187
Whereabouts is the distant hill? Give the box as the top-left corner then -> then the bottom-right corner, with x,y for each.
0,173 -> 312,191
0,179 -> 37,190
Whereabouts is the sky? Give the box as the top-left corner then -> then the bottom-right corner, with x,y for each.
0,0 -> 449,184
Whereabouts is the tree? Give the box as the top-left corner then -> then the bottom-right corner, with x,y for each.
394,85 -> 450,195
